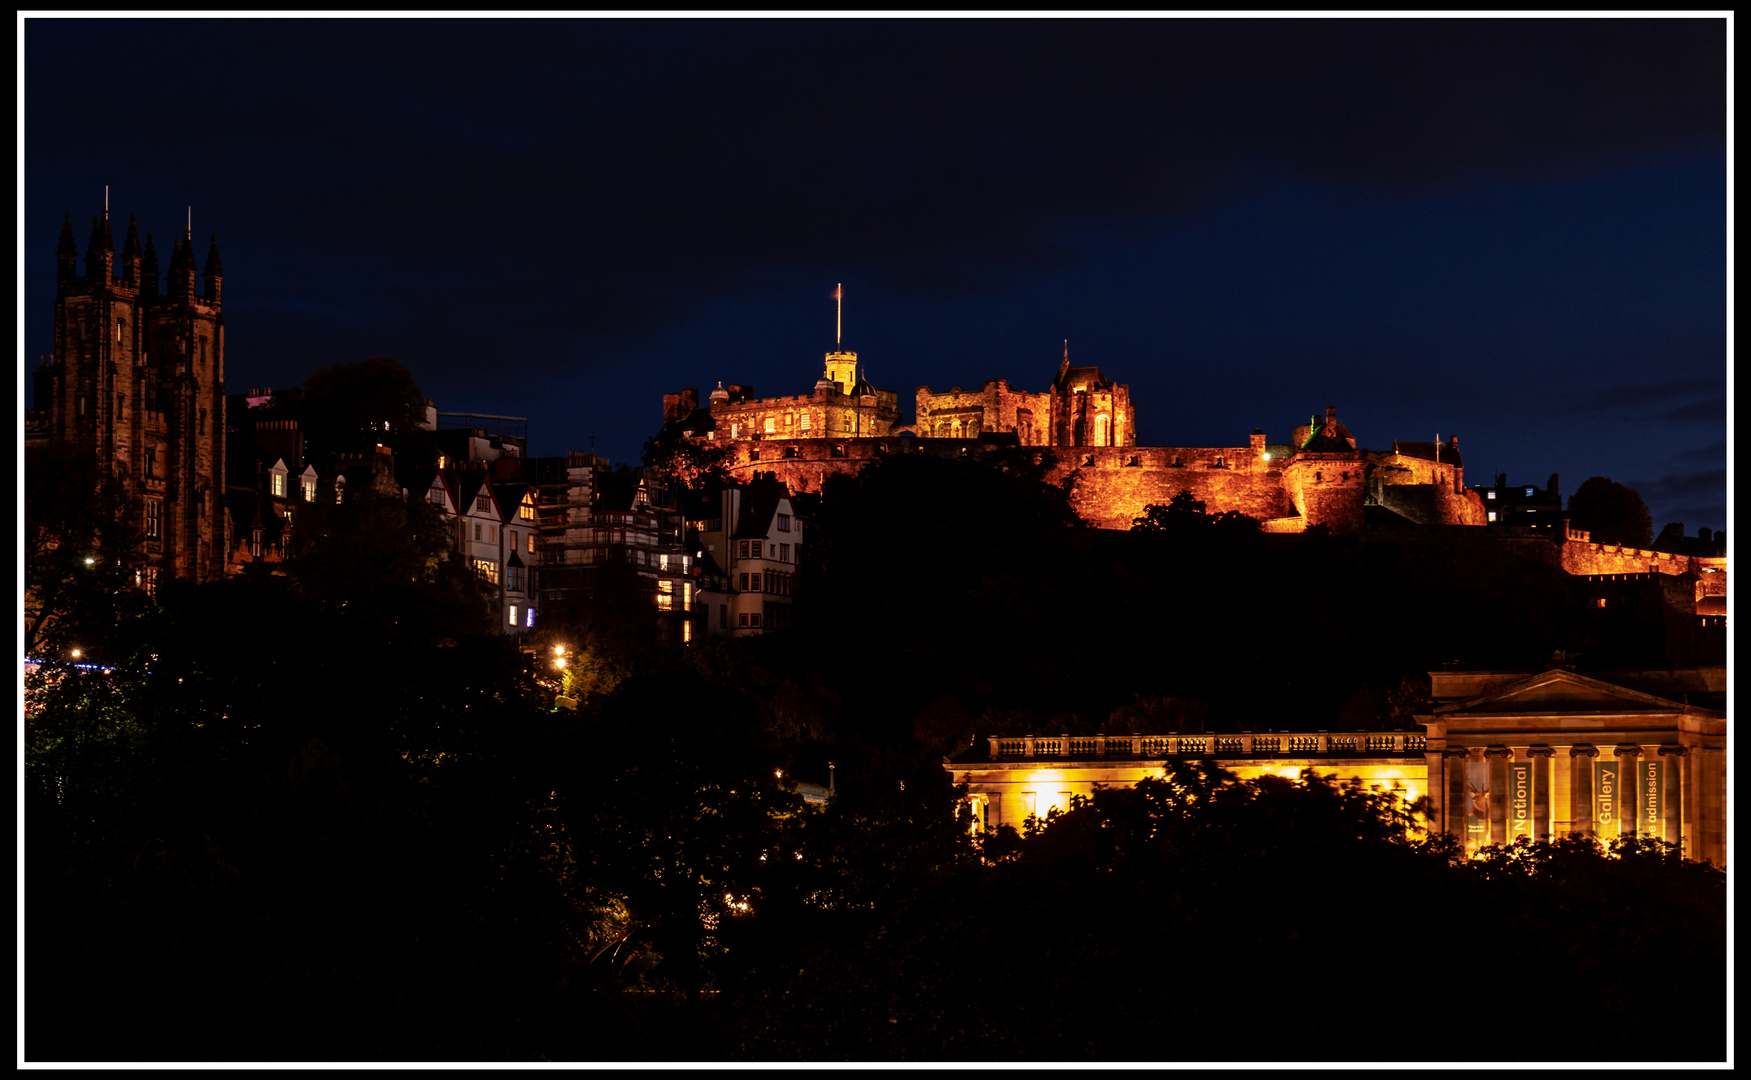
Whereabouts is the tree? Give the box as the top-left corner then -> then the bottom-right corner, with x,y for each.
642,422 -> 730,492
297,356 -> 428,460
1567,476 -> 1653,548
1131,489 -> 1261,537
24,443 -> 149,660
284,488 -> 494,642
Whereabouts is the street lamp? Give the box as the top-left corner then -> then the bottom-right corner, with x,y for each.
69,648 -> 81,659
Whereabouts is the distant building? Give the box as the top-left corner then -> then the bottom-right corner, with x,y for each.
34,201 -> 230,587
688,477 -> 802,636
525,454 -> 698,644
1469,472 -> 1563,527
945,665 -> 1726,867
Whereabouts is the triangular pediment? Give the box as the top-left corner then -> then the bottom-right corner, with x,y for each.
1438,669 -> 1686,716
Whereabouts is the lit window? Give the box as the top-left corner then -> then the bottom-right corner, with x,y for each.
1487,490 -> 1496,500
438,455 -> 447,468
1487,511 -> 1497,522
142,567 -> 158,597
525,608 -> 535,628
116,319 -> 124,342
519,498 -> 535,521
1526,488 -> 1535,497
271,471 -> 286,497
302,477 -> 316,502
764,417 -> 776,434
683,582 -> 693,607
527,533 -> 535,554
490,526 -> 496,543
683,619 -> 693,644
508,604 -> 518,626
800,413 -> 812,432
144,500 -> 162,539
657,580 -> 674,611
510,530 -> 517,550
1596,598 -> 1608,609
335,476 -> 345,503
473,558 -> 499,584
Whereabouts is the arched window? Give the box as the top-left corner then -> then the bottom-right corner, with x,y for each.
1094,414 -> 1110,445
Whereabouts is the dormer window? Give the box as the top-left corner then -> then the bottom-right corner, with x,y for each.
477,495 -> 492,513
429,485 -> 446,507
269,462 -> 288,498
519,496 -> 535,521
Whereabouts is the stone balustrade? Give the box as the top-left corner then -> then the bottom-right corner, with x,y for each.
988,732 -> 1426,760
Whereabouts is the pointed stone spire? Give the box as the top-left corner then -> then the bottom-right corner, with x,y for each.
120,214 -> 141,283
140,230 -> 161,297
203,233 -> 224,303
85,211 -> 115,280
56,211 -> 79,283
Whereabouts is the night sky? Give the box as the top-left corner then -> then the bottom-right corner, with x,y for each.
23,18 -> 1728,533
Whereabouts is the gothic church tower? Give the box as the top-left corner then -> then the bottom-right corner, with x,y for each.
40,199 -> 228,584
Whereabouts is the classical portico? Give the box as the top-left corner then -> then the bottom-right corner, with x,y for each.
1416,667 -> 1726,865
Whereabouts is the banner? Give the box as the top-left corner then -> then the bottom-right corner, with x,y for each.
1594,758 -> 1620,841
1640,758 -> 1664,841
1507,762 -> 1533,842
1532,757 -> 1549,840
1464,759 -> 1491,849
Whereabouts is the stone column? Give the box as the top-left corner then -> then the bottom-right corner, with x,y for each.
1658,745 -> 1685,849
1613,745 -> 1640,840
1485,747 -> 1511,846
1423,749 -> 1447,833
1569,745 -> 1597,838
1528,746 -> 1554,841
1447,748 -> 1469,839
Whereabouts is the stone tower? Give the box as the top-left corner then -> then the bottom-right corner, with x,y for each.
38,200 -> 228,584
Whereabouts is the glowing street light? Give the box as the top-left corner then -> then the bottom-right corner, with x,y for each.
69,649 -> 82,659
84,557 -> 95,566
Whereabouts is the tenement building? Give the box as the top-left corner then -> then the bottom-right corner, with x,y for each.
34,201 -> 229,586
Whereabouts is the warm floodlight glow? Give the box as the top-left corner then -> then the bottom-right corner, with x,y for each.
554,657 -> 568,670
84,557 -> 95,566
554,644 -> 566,656
69,649 -> 82,659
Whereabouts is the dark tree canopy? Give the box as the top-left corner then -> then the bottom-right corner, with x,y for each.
642,423 -> 731,492
1567,476 -> 1653,548
298,356 -> 428,459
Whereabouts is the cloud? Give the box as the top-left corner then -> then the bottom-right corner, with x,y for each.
26,18 -> 1727,366
1662,396 -> 1726,423
1677,442 -> 1727,464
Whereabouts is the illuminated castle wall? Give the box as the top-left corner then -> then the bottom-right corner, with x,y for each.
667,347 -> 1488,533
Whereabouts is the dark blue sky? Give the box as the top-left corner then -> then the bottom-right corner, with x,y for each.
24,18 -> 1727,532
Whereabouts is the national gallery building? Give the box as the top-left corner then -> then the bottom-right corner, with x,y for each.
945,666 -> 1727,867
